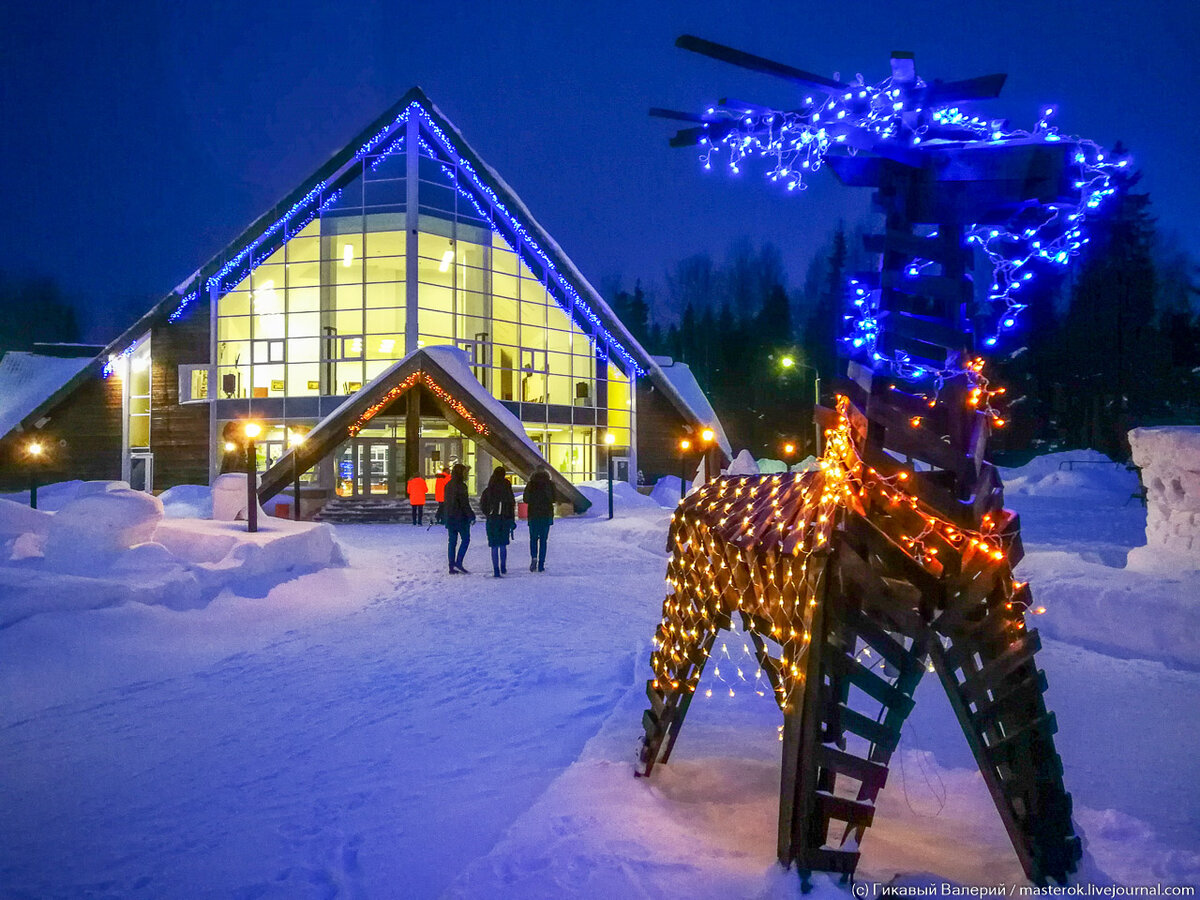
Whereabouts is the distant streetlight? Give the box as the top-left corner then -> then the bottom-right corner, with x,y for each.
288,430 -> 306,521
678,437 -> 691,501
777,355 -> 822,457
783,442 -> 796,457
604,431 -> 617,520
244,421 -> 262,533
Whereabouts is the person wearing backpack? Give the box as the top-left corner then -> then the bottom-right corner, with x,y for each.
479,465 -> 516,578
523,467 -> 555,572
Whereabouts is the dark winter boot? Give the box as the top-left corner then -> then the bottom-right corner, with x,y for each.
449,564 -> 458,574
530,558 -> 537,572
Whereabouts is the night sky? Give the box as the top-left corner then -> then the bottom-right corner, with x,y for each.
3,0 -> 1197,342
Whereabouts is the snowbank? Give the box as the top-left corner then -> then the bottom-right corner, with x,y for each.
723,448 -> 760,476
1127,426 -> 1200,572
576,480 -> 662,514
999,449 -> 1135,497
0,482 -> 345,627
649,475 -> 686,508
0,479 -> 110,512
159,484 -> 214,519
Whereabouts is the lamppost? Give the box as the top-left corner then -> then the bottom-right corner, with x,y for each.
779,355 -> 822,457
244,421 -> 261,533
25,440 -> 45,509
288,430 -> 306,521
699,427 -> 716,483
678,437 -> 691,501
604,431 -> 616,520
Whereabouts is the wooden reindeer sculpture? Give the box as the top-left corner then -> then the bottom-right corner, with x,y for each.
638,38 -> 1122,887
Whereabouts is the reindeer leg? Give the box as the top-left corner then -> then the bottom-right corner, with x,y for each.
929,560 -> 1081,885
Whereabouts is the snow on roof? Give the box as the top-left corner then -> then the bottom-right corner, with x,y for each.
0,351 -> 94,440
650,357 -> 732,457
422,345 -> 541,456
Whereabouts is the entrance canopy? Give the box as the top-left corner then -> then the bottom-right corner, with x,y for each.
259,346 -> 591,513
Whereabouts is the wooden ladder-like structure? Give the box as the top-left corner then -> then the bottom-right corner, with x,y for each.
638,107 -> 1083,886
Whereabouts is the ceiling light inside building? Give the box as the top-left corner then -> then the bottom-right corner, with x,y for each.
343,244 -> 355,267
439,250 -> 454,273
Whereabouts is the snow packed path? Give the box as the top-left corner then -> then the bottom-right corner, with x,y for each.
2,486 -> 1198,898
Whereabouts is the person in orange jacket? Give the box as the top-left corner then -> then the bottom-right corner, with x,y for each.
406,471 -> 429,525
434,468 -> 452,525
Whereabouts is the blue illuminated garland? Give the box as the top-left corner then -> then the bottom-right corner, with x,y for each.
101,341 -> 138,378
697,78 -> 1126,372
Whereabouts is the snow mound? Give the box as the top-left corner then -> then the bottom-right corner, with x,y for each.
722,449 -> 760,476
1000,449 -> 1136,496
42,486 -> 164,574
0,479 -> 122,512
575,480 -> 661,514
0,483 -> 346,626
756,457 -> 789,474
159,484 -> 214,519
649,476 -> 686,508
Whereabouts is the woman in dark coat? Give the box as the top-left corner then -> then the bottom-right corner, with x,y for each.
443,464 -> 475,574
523,467 -> 556,572
479,465 -> 516,578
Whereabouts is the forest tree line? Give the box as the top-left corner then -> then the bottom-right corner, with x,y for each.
608,165 -> 1199,463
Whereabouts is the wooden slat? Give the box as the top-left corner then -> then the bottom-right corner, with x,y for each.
816,743 -> 889,793
817,791 -> 876,828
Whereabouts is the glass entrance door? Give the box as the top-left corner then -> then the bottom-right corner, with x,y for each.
357,440 -> 395,496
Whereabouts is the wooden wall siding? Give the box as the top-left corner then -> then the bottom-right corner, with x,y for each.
149,297 -> 211,488
636,382 -> 690,482
0,372 -> 123,491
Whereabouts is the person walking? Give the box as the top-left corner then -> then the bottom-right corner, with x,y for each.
443,464 -> 474,573
524,467 -> 556,572
406,471 -> 429,526
434,468 -> 451,525
480,465 -> 516,578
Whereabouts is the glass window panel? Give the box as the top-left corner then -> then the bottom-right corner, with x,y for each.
325,233 -> 364,262
287,261 -> 320,289
366,282 -> 404,308
365,334 -> 403,359
363,179 -> 406,209
365,229 -> 405,258
286,363 -> 321,397
365,255 -> 405,283
287,235 -> 320,262
288,337 -> 321,363
218,316 -> 252,342
365,307 -> 404,334
288,312 -> 321,338
418,231 -> 454,260
493,295 -> 519,324
493,272 -> 518,299
252,364 -> 286,397
288,286 -> 320,314
253,264 -> 285,289
419,309 -> 454,339
418,283 -> 454,313
335,284 -> 363,309
129,416 -> 149,449
335,310 -> 363,334
547,327 -> 572,355
607,362 -> 631,432
254,311 -> 285,340
220,291 -> 251,317
217,365 -> 249,399
519,276 -> 547,303
417,257 -> 453,289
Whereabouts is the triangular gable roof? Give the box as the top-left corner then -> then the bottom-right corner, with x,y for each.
0,351 -> 93,440
258,345 -> 592,513
10,87 -> 722,451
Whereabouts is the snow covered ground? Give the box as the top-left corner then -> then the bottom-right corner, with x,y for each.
1,456 -> 1198,897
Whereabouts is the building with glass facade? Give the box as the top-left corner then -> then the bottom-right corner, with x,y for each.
0,89 -> 730,509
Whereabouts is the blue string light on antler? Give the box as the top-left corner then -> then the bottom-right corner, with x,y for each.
694,75 -> 1127,369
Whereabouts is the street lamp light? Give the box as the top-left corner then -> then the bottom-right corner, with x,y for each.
699,427 -> 717,483
26,440 -> 44,509
678,437 -> 691,501
604,431 -> 616,520
288,430 -> 306,521
243,421 -> 262,533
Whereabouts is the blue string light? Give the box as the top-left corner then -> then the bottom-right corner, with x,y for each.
695,75 -> 1126,377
